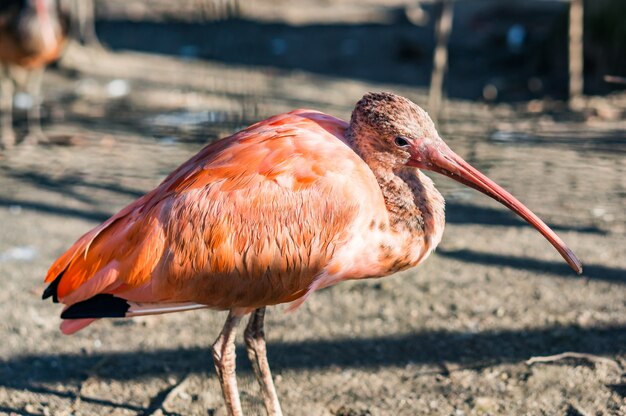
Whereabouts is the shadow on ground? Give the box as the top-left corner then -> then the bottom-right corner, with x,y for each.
2,324 -> 624,390
438,248 -> 626,284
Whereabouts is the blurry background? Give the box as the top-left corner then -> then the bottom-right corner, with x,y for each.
0,0 -> 625,415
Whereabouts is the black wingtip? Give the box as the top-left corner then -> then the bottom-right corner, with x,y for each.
61,294 -> 130,319
42,274 -> 62,303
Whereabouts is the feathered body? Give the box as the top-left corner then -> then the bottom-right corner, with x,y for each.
45,107 -> 445,334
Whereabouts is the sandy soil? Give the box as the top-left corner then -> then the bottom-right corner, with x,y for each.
1,2 -> 626,415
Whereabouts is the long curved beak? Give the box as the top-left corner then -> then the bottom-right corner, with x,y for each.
408,142 -> 583,274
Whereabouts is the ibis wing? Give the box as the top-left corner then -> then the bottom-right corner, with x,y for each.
44,110 -> 367,320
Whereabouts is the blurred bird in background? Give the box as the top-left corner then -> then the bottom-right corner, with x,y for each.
0,0 -> 69,148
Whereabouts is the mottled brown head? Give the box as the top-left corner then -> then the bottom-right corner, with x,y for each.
349,92 -> 441,167
349,92 -> 583,275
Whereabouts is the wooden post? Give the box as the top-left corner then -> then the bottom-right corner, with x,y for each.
569,0 -> 584,108
429,0 -> 454,123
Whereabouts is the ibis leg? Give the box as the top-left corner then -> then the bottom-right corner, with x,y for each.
244,307 -> 283,416
212,311 -> 243,416
23,68 -> 46,144
0,66 -> 15,148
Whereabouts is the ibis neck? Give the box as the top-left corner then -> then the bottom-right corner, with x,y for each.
371,164 -> 426,234
346,127 -> 446,244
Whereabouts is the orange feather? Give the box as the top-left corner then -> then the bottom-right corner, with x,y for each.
45,110 -> 377,330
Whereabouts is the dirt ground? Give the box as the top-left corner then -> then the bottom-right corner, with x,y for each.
1,1 -> 626,415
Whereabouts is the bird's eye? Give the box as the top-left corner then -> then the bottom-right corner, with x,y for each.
394,136 -> 409,147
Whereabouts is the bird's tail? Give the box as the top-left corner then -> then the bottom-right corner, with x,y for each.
42,199 -> 196,334
59,295 -> 208,334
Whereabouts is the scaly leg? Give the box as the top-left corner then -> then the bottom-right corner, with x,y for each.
0,66 -> 16,149
212,311 -> 243,416
23,67 -> 47,145
244,307 -> 283,416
